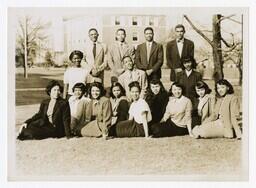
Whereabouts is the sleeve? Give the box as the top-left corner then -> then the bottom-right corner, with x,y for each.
101,99 -> 113,135
107,46 -> 115,71
135,45 -> 143,70
166,42 -> 172,69
163,101 -> 171,121
140,71 -> 148,91
230,96 -> 242,138
184,99 -> 193,126
190,41 -> 195,58
62,100 -> 71,137
63,69 -> 69,84
25,101 -> 45,124
152,44 -> 164,72
116,99 -> 129,122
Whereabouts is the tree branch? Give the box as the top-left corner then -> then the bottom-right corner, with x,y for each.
219,14 -> 242,24
183,15 -> 214,47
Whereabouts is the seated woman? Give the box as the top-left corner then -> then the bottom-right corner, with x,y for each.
69,82 -> 90,132
109,82 -> 129,125
151,82 -> 193,137
145,79 -> 169,125
17,80 -> 71,140
192,81 -> 215,127
72,82 -> 112,139
63,50 -> 89,99
192,79 -> 242,139
112,81 -> 152,138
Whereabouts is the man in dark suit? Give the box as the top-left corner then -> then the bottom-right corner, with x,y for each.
166,24 -> 194,81
135,27 -> 163,80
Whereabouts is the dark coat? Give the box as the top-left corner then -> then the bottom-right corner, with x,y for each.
166,38 -> 194,69
176,70 -> 202,100
135,41 -> 163,80
24,97 -> 71,139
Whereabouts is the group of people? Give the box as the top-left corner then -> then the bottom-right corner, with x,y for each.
17,24 -> 242,141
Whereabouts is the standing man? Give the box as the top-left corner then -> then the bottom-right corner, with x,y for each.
108,28 -> 135,82
135,27 -> 163,81
166,24 -> 194,81
83,28 -> 108,84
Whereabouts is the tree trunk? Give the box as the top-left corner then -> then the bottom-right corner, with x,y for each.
212,15 -> 224,82
24,17 -> 28,78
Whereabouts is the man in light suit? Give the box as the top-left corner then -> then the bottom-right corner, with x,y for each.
135,27 -> 163,81
108,28 -> 135,81
166,24 -> 195,81
83,28 -> 108,84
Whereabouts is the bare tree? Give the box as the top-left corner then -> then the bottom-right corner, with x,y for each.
16,16 -> 49,78
184,14 -> 242,83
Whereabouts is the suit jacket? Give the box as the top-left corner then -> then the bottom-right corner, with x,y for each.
204,94 -> 242,138
176,70 -> 202,100
83,41 -> 108,83
25,98 -> 71,138
108,42 -> 135,77
166,38 -> 194,69
193,94 -> 216,125
135,41 -> 163,79
74,96 -> 112,135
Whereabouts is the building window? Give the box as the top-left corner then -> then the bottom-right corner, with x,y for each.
149,17 -> 154,26
132,32 -> 138,41
115,16 -> 120,25
132,17 -> 138,25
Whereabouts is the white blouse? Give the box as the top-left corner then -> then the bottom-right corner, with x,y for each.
129,98 -> 152,124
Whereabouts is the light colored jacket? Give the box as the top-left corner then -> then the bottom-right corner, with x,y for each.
108,41 -> 135,77
197,94 -> 216,124
204,94 -> 242,138
83,41 -> 108,83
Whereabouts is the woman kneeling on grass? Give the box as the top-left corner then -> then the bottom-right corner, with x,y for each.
192,79 -> 242,139
72,82 -> 112,139
17,80 -> 71,140
151,82 -> 194,138
111,81 -> 152,138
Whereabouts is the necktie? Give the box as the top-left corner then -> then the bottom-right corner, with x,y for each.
147,43 -> 151,62
93,43 -> 96,59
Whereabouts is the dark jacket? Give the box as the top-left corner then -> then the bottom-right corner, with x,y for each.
176,70 -> 202,100
135,41 -> 163,80
166,38 -> 194,69
25,98 -> 71,138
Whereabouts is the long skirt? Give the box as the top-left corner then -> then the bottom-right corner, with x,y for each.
192,119 -> 234,138
80,120 -> 102,137
114,119 -> 145,137
151,118 -> 188,137
17,119 -> 56,140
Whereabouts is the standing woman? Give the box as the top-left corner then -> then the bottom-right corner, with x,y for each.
63,50 -> 89,99
151,82 -> 193,137
192,81 -> 215,126
72,82 -> 112,139
109,82 -> 129,125
113,81 -> 152,138
192,79 -> 242,139
17,80 -> 71,140
145,79 -> 169,125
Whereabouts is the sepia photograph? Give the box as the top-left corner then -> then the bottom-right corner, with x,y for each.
7,6 -> 248,181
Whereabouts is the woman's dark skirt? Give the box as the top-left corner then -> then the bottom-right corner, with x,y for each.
17,119 -> 57,140
151,118 -> 188,137
112,119 -> 145,137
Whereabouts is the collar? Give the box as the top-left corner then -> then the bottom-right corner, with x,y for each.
185,69 -> 192,76
176,38 -> 184,43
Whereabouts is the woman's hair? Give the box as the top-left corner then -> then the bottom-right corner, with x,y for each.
195,81 -> 212,97
121,55 -> 133,63
147,79 -> 166,95
88,82 -> 106,99
45,80 -> 63,96
72,82 -> 87,94
69,50 -> 83,61
215,79 -> 234,97
168,82 -> 184,96
181,56 -> 197,69
128,81 -> 141,92
109,82 -> 126,99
